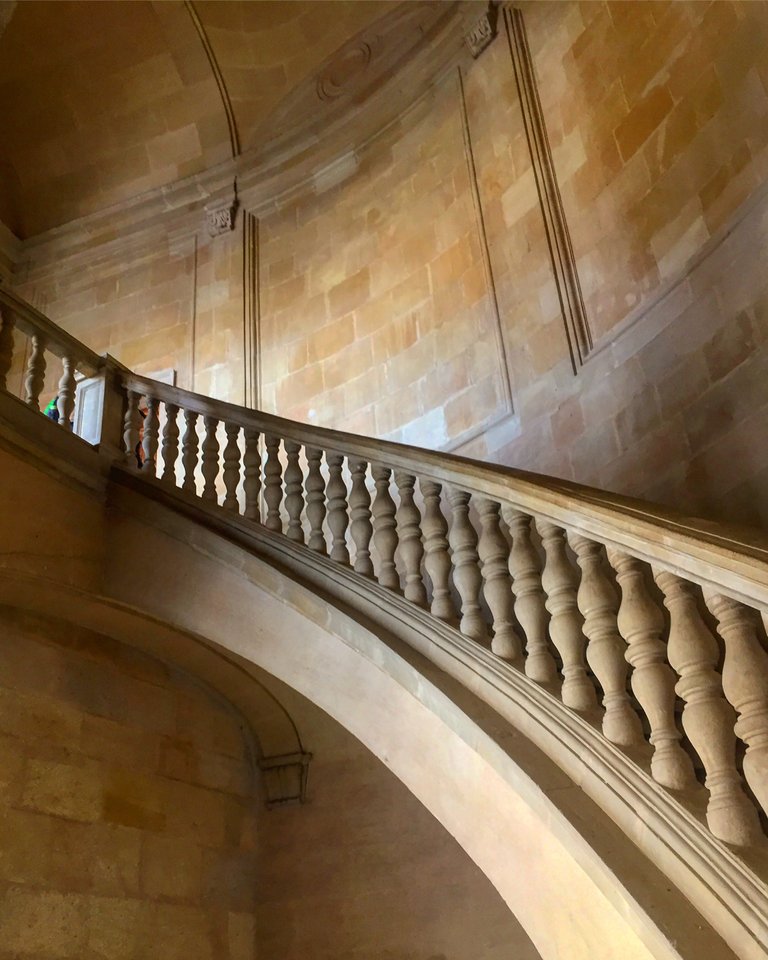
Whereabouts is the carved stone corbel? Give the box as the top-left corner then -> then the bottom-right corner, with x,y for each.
204,190 -> 239,237
464,2 -> 498,58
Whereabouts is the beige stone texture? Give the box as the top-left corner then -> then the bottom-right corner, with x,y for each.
255,681 -> 537,960
0,604 -> 257,960
0,586 -> 538,959
0,443 -> 104,590
92,486 -> 735,960
5,3 -> 768,957
3,0 -> 768,530
21,758 -> 102,823
0,0 -> 398,236
455,0 -> 768,527
515,0 -> 768,337
257,76 -> 506,447
1,390 -> 765,958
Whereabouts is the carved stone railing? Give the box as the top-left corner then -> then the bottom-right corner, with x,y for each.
2,295 -> 768,955
0,287 -> 105,441
114,371 -> 768,853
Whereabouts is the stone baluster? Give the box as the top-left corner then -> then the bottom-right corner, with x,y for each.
395,472 -> 427,606
476,498 -> 522,661
160,403 -> 180,485
56,355 -> 77,430
181,409 -> 199,494
447,487 -> 486,643
201,415 -> 220,503
242,428 -> 261,522
609,551 -> 694,789
655,571 -> 760,845
305,447 -> 327,553
24,333 -> 46,409
263,435 -> 283,532
349,459 -> 373,576
123,390 -> 142,466
372,466 -> 399,590
326,453 -> 350,564
705,592 -> 768,819
0,309 -> 15,391
502,508 -> 556,682
537,520 -> 596,711
570,535 -> 642,746
141,396 -> 161,478
420,480 -> 455,622
283,440 -> 305,542
222,421 -> 242,513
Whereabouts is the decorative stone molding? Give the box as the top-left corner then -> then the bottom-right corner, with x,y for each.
167,225 -> 196,261
312,151 -> 359,195
457,67 -> 513,417
5,287 -> 768,957
183,0 -> 240,158
10,5 -> 466,270
242,210 -> 259,409
258,751 -> 312,807
317,43 -> 372,102
205,192 -> 239,237
465,3 -> 498,59
505,7 -> 593,370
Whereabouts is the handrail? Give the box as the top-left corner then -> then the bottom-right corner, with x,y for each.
122,369 -> 768,610
118,348 -> 768,862
0,286 -> 102,372
115,356 -> 768,960
3,289 -> 768,957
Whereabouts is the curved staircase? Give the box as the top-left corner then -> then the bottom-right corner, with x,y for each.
1,286 -> 768,960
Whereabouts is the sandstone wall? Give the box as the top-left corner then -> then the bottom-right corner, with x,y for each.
0,606 -> 259,960
0,603 -> 533,960
460,0 -> 768,527
15,222 -> 244,404
518,0 -> 768,341
256,680 -> 538,960
257,78 -> 507,446
7,0 -> 768,525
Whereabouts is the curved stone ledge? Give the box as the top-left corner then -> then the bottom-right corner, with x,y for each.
0,563 -> 726,960
99,477 -> 768,960
1,330 -> 767,960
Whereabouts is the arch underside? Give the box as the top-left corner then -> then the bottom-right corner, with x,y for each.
0,547 -> 743,958
0,429 -> 761,960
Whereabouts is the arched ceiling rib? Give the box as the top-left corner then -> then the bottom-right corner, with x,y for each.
193,0 -> 394,156
0,572 -> 309,773
0,0 -> 460,240
0,0 -> 231,236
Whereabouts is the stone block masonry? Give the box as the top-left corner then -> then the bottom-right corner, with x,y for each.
7,0 -> 768,527
0,600 -> 535,959
0,606 -> 258,960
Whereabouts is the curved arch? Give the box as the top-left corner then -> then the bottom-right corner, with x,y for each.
0,572 -> 308,777
0,581 -> 734,953
0,429 -> 757,960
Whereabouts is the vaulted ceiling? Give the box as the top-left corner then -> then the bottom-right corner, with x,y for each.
0,0 -> 462,239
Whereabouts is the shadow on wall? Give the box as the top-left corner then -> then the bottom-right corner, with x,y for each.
0,603 -> 539,960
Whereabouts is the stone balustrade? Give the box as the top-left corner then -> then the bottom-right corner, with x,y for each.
116,368 -> 768,853
2,295 -> 768,955
0,287 -> 103,437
